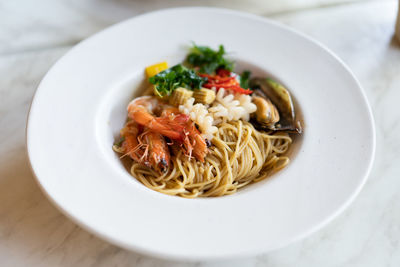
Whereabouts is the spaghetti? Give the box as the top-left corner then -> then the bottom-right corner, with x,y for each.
126,120 -> 291,198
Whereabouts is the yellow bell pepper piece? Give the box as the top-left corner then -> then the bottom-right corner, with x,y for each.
145,62 -> 168,78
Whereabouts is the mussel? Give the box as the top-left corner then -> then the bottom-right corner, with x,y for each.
249,77 -> 302,133
252,96 -> 280,128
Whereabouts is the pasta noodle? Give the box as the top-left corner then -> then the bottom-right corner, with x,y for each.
128,120 -> 291,198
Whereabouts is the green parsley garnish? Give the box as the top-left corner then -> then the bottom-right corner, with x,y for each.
240,70 -> 251,89
149,64 -> 207,97
186,44 -> 234,74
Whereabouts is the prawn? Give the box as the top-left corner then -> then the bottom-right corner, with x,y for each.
119,121 -> 170,173
127,96 -> 188,140
182,122 -> 208,162
120,121 -> 144,163
126,95 -> 208,163
140,129 -> 170,173
161,106 -> 208,162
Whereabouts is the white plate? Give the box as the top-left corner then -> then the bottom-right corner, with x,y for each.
27,7 -> 375,260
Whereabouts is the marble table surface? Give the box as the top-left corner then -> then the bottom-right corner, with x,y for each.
1,0 -> 399,266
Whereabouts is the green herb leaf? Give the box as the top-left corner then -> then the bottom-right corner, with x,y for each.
240,70 -> 251,89
114,136 -> 125,147
186,44 -> 234,74
149,64 -> 207,97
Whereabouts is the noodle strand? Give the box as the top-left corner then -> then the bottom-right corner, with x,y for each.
129,120 -> 292,198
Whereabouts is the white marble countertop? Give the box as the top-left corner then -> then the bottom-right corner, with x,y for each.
1,0 -> 399,266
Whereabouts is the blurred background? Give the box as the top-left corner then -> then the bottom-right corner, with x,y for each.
1,0 -> 399,266
2,0 -> 397,54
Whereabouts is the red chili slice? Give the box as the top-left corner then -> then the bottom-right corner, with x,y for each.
198,73 -> 236,83
216,69 -> 231,77
199,72 -> 253,95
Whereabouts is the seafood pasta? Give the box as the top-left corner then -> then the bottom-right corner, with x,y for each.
113,44 -> 302,198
